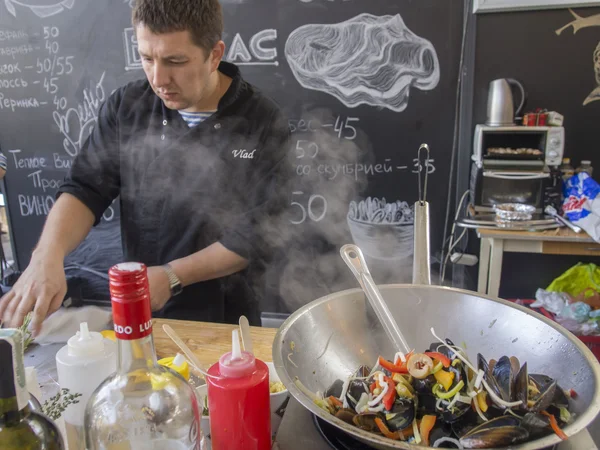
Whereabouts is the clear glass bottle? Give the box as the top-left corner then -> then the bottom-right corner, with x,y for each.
84,262 -> 202,450
576,160 -> 594,178
0,329 -> 65,450
559,157 -> 575,182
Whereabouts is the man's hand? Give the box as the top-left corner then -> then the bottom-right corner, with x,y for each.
147,266 -> 172,311
0,251 -> 67,336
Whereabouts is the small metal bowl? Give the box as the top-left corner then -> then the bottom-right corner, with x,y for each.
493,203 -> 536,221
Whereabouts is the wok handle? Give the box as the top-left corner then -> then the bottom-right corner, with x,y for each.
413,201 -> 432,285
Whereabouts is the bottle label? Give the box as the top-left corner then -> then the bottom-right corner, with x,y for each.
112,297 -> 153,340
0,330 -> 29,410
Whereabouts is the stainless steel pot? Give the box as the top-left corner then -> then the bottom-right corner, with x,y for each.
273,159 -> 600,449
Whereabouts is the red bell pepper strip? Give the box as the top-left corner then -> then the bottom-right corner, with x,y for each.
569,388 -> 578,399
424,352 -> 451,368
378,351 -> 413,373
382,377 -> 396,411
541,411 -> 568,440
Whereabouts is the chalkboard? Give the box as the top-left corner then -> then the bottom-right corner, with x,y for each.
0,0 -> 464,311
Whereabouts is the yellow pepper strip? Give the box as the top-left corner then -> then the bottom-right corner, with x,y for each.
476,390 -> 488,413
434,369 -> 455,392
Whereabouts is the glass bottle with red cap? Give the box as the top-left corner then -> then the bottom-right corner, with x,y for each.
84,262 -> 203,450
207,329 -> 271,450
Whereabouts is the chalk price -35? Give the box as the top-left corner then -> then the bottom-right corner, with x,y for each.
411,158 -> 436,174
290,191 -> 327,224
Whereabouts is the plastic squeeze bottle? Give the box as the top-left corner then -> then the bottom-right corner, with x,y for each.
207,329 -> 271,450
55,322 -> 116,450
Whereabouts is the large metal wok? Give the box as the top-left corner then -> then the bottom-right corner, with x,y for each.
273,150 -> 600,450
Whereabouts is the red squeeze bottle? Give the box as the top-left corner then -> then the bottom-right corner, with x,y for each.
207,329 -> 271,450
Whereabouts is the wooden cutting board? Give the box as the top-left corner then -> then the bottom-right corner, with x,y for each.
152,318 -> 277,367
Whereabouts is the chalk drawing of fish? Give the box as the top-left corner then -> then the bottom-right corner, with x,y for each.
584,42 -> 600,106
556,9 -> 600,35
4,0 -> 75,18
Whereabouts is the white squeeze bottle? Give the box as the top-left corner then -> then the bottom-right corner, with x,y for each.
55,322 -> 117,450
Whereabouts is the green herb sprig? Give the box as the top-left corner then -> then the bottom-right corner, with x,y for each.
19,312 -> 35,351
42,388 -> 82,421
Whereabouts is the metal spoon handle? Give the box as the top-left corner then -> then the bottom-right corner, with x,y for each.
341,244 -> 411,354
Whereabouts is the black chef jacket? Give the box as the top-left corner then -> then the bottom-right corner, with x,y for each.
57,62 -> 290,325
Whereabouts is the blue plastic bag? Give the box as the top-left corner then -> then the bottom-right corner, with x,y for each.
563,173 -> 600,242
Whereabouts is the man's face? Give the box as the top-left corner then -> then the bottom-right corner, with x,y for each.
136,25 -> 220,112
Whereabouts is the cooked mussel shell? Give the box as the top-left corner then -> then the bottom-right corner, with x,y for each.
515,362 -> 529,409
451,409 -> 480,438
429,421 -> 455,446
459,416 -> 529,449
347,379 -> 370,409
522,412 -> 552,439
325,379 -> 344,399
530,379 -> 557,413
352,412 -> 384,432
441,400 -> 471,423
335,408 -> 357,425
492,356 -> 516,402
386,398 -> 415,432
478,354 -> 502,400
354,365 -> 371,378
413,375 -> 436,394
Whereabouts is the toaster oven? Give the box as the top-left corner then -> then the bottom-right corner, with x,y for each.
470,125 -> 564,213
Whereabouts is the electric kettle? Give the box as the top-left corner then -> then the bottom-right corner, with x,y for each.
486,78 -> 525,126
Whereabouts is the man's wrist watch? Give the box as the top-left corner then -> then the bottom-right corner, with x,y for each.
162,263 -> 183,297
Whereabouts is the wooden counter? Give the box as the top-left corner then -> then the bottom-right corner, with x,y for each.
152,318 -> 278,367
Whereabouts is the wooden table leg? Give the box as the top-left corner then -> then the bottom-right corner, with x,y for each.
477,237 -> 491,294
488,238 -> 504,298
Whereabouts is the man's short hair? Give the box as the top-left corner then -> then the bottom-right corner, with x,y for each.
132,0 -> 223,54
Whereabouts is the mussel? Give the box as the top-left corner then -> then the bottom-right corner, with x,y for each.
413,375 -> 436,394
352,412 -> 383,432
385,398 -> 415,432
335,408 -> 357,425
459,416 -> 529,449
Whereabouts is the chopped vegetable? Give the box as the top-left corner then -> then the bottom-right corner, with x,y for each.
476,390 -> 488,413
328,396 -> 343,408
419,415 -> 437,446
395,382 -> 414,399
383,377 -> 397,410
370,381 -> 377,393
407,353 -> 434,379
569,388 -> 578,399
541,411 -> 568,440
425,352 -> 451,368
378,352 -> 413,373
374,417 -> 403,440
559,407 -> 572,424
433,380 -> 465,400
434,369 -> 455,391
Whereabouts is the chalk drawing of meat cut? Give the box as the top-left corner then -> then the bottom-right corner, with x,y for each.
4,0 -> 74,18
284,13 -> 440,112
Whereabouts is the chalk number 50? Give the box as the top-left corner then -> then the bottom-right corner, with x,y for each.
290,191 -> 327,224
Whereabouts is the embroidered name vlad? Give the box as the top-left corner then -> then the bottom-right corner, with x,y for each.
232,149 -> 256,159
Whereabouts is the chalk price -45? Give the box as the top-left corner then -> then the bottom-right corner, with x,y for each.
290,191 -> 327,224
288,116 -> 359,140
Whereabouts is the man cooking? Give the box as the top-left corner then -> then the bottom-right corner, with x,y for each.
0,0 -> 290,335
